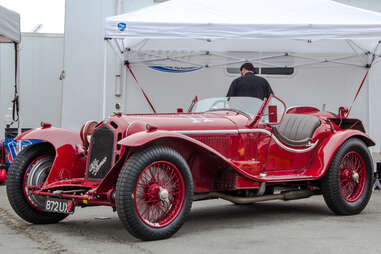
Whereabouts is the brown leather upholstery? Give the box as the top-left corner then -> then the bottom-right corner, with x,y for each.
272,114 -> 320,147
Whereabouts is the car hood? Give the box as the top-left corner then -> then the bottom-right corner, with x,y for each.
112,112 -> 239,132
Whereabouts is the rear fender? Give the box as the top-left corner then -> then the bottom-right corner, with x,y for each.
16,128 -> 87,185
118,130 -> 264,182
308,129 -> 375,179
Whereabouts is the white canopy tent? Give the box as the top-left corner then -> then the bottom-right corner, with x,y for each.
102,0 -> 381,151
104,0 -> 381,108
105,0 -> 381,41
102,0 -> 381,155
0,5 -> 20,134
0,5 -> 20,43
104,0 -> 381,71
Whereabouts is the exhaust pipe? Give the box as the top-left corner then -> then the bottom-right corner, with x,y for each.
194,189 -> 316,204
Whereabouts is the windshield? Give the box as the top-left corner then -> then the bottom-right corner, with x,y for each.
189,97 -> 264,118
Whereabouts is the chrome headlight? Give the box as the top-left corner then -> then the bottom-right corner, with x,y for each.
80,121 -> 98,147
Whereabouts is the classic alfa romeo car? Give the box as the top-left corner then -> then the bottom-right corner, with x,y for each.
6,95 -> 375,241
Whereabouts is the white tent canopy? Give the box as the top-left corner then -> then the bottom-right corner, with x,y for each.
105,0 -> 381,41
102,0 -> 381,154
0,5 -> 20,43
0,5 -> 21,135
104,0 -> 381,69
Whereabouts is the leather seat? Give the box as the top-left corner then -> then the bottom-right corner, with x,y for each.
272,114 -> 320,147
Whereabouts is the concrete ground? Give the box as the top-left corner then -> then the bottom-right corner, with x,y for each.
1,184 -> 381,254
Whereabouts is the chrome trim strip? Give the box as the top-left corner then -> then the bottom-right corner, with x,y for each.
238,129 -> 318,153
174,128 -> 318,153
175,130 -> 239,135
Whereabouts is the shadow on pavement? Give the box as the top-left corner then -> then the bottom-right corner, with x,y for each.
33,198 -> 332,243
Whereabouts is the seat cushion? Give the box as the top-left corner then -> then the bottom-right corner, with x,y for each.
272,114 -> 320,147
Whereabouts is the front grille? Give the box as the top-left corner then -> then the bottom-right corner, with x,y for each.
86,125 -> 115,180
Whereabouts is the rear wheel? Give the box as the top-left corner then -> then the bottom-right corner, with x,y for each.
321,138 -> 373,215
116,146 -> 193,241
6,143 -> 68,224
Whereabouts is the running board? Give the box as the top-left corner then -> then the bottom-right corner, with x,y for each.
258,174 -> 316,182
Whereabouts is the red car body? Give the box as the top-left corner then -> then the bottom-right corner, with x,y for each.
7,95 -> 375,240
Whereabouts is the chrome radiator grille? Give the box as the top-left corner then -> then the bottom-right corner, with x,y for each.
86,125 -> 115,180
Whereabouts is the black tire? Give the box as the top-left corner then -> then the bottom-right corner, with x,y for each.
6,143 -> 68,224
116,146 -> 193,241
321,138 -> 373,215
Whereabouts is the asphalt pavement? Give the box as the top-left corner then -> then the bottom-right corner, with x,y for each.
1,184 -> 381,254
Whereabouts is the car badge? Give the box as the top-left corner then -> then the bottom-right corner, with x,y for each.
88,156 -> 107,176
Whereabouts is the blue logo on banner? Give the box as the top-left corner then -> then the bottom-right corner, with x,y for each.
4,138 -> 41,170
149,66 -> 202,73
117,22 -> 127,32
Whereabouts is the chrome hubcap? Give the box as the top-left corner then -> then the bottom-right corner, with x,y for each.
352,171 -> 360,184
159,187 -> 169,203
25,156 -> 53,208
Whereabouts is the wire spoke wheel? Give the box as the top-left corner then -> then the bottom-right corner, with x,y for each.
339,151 -> 366,202
321,138 -> 373,215
116,146 -> 193,241
135,161 -> 185,228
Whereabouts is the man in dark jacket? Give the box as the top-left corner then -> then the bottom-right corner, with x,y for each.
227,63 -> 273,100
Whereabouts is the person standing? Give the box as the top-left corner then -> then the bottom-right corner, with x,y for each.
227,62 -> 273,100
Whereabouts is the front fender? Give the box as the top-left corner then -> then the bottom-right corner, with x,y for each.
308,129 -> 375,179
119,130 -> 265,182
16,127 -> 82,148
16,128 -> 86,185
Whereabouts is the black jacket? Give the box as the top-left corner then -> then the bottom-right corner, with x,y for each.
227,72 -> 273,100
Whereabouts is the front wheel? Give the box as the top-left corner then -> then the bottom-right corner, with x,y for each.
6,143 -> 68,224
116,146 -> 193,241
321,138 -> 373,215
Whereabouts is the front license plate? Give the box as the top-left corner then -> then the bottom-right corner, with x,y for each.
45,198 -> 73,214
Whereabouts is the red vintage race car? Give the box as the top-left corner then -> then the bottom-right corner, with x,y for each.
6,95 -> 375,241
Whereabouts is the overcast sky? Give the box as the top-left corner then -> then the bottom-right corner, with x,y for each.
0,0 -> 65,33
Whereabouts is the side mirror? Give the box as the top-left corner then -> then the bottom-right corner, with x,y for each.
268,105 -> 278,123
260,95 -> 286,125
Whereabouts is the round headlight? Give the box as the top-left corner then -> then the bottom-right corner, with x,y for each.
80,121 -> 98,147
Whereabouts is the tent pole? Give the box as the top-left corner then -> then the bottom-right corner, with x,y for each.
15,43 -> 21,151
102,39 -> 109,119
15,43 -> 20,133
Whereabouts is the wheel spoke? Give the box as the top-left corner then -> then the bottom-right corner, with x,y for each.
134,160 -> 185,228
339,151 -> 366,202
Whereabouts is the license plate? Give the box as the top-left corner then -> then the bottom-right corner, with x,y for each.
45,198 -> 73,214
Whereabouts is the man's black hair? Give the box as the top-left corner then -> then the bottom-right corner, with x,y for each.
240,62 -> 255,72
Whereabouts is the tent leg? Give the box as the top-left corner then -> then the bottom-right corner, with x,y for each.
15,43 -> 21,151
102,39 -> 108,119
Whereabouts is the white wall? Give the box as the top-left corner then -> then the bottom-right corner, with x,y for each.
62,0 -> 157,131
61,0 -> 115,131
20,33 -> 64,129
